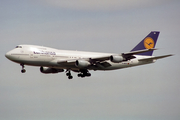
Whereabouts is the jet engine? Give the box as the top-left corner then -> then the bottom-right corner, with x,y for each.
75,60 -> 90,68
110,55 -> 124,63
40,67 -> 64,74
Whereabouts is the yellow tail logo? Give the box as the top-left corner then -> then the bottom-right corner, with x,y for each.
144,37 -> 154,49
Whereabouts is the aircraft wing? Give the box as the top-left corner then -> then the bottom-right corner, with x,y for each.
57,49 -> 157,65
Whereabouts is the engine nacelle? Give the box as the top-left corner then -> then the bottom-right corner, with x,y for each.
40,67 -> 64,74
75,60 -> 90,68
110,55 -> 124,63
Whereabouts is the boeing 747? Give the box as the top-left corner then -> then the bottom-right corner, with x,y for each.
5,31 -> 172,79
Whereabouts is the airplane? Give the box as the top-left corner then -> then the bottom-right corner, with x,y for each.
5,31 -> 173,79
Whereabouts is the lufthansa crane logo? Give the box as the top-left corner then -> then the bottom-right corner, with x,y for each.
144,37 -> 154,49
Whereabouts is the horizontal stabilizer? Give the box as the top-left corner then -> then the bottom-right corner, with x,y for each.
123,48 -> 157,56
138,54 -> 173,61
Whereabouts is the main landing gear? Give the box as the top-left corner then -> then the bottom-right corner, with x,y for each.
20,64 -> 26,73
77,69 -> 91,78
66,70 -> 73,79
66,69 -> 91,79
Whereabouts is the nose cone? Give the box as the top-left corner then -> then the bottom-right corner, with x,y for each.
5,52 -> 11,59
5,50 -> 20,62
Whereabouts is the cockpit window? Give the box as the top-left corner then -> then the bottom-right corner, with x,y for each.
15,46 -> 22,48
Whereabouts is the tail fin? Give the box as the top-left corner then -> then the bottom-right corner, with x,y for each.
131,31 -> 160,56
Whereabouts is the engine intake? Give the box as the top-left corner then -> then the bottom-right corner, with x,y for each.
75,60 -> 90,68
110,55 -> 124,63
40,67 -> 64,74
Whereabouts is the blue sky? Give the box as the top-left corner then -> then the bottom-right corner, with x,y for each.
0,0 -> 180,120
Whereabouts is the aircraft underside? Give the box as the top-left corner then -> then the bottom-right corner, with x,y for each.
18,59 -> 154,79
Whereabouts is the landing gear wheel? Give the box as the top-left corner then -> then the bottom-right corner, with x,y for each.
77,70 -> 91,78
21,69 -> 26,73
86,73 -> 91,77
81,74 -> 85,78
77,74 -> 82,77
68,76 -> 73,79
66,70 -> 73,79
20,64 -> 26,73
77,73 -> 84,78
66,72 -> 70,76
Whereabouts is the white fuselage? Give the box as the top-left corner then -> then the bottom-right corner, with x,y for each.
5,45 -> 155,71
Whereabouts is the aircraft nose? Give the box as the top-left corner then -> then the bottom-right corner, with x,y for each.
5,52 -> 11,59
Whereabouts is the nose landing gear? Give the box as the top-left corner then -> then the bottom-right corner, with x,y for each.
20,64 -> 26,73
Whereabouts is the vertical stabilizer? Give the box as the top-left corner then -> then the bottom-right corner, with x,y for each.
131,31 -> 160,56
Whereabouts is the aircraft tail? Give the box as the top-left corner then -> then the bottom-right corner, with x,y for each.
131,31 -> 160,56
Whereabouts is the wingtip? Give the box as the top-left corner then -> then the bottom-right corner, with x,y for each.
162,54 -> 174,58
169,54 -> 174,56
